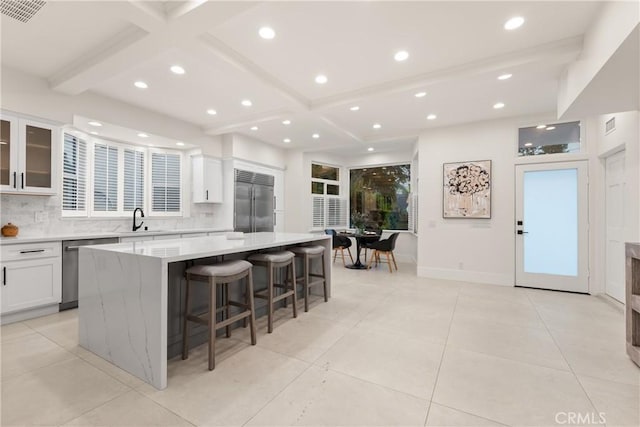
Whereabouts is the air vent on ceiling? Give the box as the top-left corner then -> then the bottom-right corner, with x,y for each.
1,0 -> 46,23
605,117 -> 616,135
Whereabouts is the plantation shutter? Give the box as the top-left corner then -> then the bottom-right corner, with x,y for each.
123,149 -> 144,211
62,133 -> 87,214
93,143 -> 118,211
312,196 -> 325,228
151,152 -> 181,213
326,198 -> 347,227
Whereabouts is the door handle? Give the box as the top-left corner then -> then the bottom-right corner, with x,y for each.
3,266 -> 6,285
21,172 -> 24,189
12,171 -> 16,188
206,190 -> 209,201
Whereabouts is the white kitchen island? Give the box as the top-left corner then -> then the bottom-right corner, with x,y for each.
78,232 -> 331,390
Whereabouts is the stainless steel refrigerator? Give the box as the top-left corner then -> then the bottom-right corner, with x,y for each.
234,169 -> 275,233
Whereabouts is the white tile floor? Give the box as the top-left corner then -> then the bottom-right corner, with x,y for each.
1,263 -> 639,426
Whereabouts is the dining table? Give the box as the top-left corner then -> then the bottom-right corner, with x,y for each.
339,231 -> 381,270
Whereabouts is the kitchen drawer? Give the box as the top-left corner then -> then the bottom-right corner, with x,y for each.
1,241 -> 61,262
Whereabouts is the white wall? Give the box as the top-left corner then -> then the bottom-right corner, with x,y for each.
558,1 -> 639,116
591,110 -> 640,295
417,118 -> 523,285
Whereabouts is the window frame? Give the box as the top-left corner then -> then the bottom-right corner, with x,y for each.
148,148 -> 183,217
310,161 -> 347,230
61,132 -> 88,218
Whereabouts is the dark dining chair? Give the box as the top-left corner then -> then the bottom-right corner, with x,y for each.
325,229 -> 354,267
366,232 -> 400,273
361,228 -> 382,262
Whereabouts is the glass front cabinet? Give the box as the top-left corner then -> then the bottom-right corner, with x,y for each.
0,113 -> 57,195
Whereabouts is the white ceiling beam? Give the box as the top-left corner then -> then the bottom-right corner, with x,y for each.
204,109 -> 293,135
310,36 -> 584,111
316,115 -> 363,144
48,1 -> 259,95
196,33 -> 311,110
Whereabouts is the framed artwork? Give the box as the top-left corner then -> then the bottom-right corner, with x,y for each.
443,160 -> 491,218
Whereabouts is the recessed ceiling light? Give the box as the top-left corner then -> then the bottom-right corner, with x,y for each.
170,65 -> 185,75
350,106 -> 360,111
241,99 -> 253,107
367,147 -> 374,152
176,141 -> 185,146
394,50 -> 409,62
137,133 -> 149,138
497,73 -> 512,80
282,120 -> 291,125
134,81 -> 148,89
315,74 -> 328,84
536,124 -> 547,129
372,123 -> 382,129
312,133 -> 320,139
283,138 -> 291,143
524,142 -> 533,147
427,114 -> 437,120
504,16 -> 525,30
90,131 -> 99,135
206,109 -> 217,115
546,126 -> 556,130
493,102 -> 505,109
250,126 -> 258,131
258,26 -> 275,40
88,121 -> 102,127
414,91 -> 427,98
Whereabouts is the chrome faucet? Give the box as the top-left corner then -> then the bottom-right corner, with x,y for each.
132,208 -> 145,232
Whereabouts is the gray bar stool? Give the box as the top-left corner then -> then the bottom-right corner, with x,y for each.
248,251 -> 297,333
182,259 -> 256,370
290,245 -> 327,312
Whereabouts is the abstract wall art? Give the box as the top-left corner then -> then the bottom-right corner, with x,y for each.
443,160 -> 491,218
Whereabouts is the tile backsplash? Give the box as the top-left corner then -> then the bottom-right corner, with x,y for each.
0,194 -> 227,237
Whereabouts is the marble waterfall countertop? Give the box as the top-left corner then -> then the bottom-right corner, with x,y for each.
86,232 -> 330,262
78,232 -> 331,390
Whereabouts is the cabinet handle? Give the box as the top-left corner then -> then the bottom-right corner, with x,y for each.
12,171 -> 16,189
19,249 -> 45,254
3,267 -> 6,286
21,172 -> 24,189
206,190 -> 209,201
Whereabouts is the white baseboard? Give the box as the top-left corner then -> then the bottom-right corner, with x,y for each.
416,267 -> 513,286
0,304 -> 59,325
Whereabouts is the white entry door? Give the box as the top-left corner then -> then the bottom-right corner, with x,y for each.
605,151 -> 626,303
515,161 -> 589,293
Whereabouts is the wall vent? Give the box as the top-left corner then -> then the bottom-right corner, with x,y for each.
605,117 -> 616,135
1,0 -> 46,23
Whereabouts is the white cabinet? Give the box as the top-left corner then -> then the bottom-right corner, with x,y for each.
0,242 -> 62,315
0,112 -> 58,195
191,155 -> 223,203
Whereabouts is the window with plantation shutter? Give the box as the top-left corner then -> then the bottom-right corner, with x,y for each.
151,152 -> 181,213
93,143 -> 118,212
123,148 -> 144,211
62,133 -> 87,215
326,198 -> 347,227
312,196 -> 325,228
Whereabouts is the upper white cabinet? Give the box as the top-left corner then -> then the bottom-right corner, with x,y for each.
191,155 -> 223,203
0,112 -> 58,195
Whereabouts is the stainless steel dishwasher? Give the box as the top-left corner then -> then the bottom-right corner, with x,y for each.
61,238 -> 119,310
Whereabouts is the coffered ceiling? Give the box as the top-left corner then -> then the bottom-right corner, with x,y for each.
1,1 -> 603,152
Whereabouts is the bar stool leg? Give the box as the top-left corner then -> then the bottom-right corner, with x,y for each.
182,274 -> 192,360
321,252 -> 328,302
290,263 -> 298,318
247,270 -> 257,345
208,278 -> 217,370
224,283 -> 231,338
304,254 -> 310,312
267,262 -> 274,333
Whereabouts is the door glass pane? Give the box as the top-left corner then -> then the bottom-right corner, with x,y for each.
1,120 -> 11,186
523,168 -> 578,276
25,125 -> 52,188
